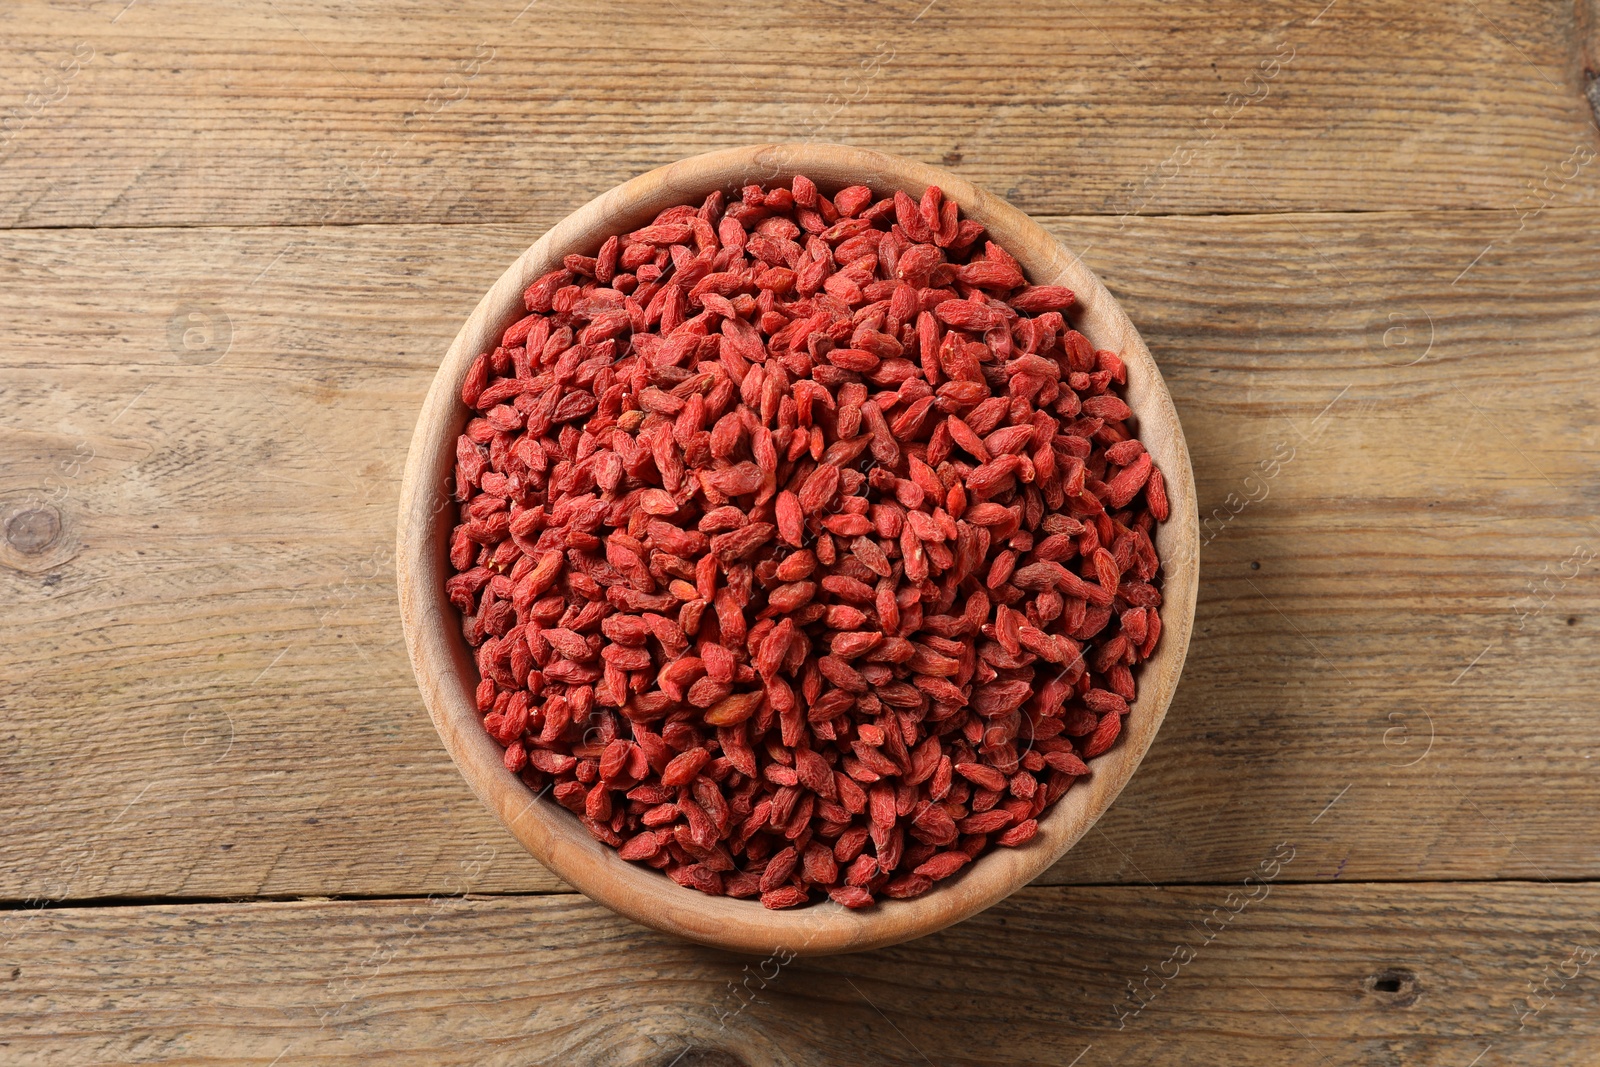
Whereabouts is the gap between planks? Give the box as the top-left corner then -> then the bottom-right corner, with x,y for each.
9,877 -> 1600,914
0,204 -> 1585,233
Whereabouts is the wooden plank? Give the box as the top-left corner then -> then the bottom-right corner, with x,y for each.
0,0 -> 1597,228
3,884 -> 1599,1064
2,208 -> 1598,903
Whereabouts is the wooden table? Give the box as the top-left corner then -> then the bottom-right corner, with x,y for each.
3,1 -> 1598,1063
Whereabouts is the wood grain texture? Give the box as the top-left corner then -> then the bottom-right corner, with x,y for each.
2,0 -> 1596,1058
2,207 -> 1598,905
3,884 -> 1599,1065
0,0 -> 1597,228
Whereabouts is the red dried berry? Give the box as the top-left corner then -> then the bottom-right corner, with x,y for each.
447,176 -> 1166,909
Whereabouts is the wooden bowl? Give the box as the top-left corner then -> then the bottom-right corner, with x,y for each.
397,144 -> 1198,956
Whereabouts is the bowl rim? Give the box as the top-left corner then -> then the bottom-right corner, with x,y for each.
397,142 -> 1199,956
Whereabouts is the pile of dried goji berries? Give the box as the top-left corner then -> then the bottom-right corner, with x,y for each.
446,177 -> 1167,909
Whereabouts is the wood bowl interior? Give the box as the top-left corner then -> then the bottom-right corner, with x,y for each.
397,143 -> 1198,956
